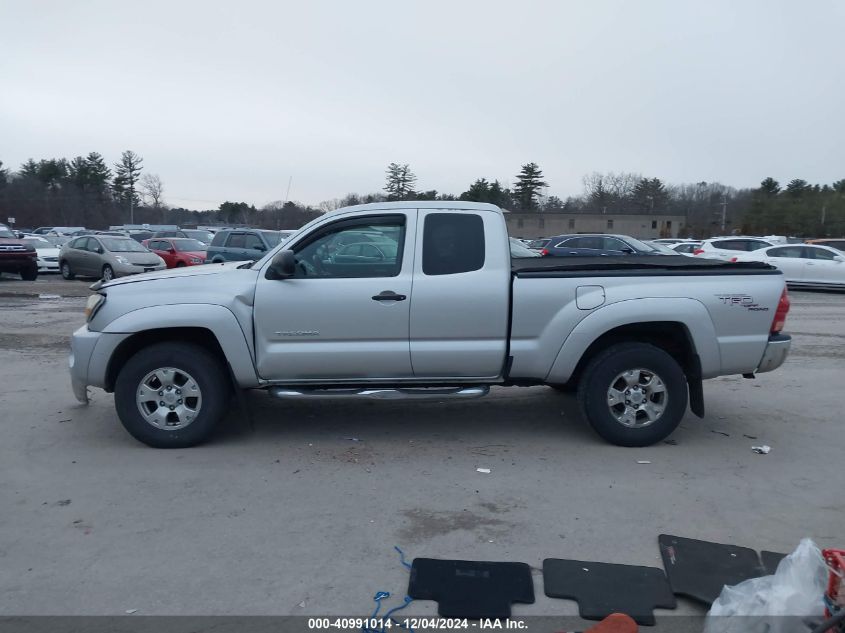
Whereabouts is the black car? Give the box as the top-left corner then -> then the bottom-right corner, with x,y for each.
541,234 -> 663,257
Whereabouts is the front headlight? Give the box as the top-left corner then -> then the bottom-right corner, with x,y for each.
115,255 -> 129,264
84,293 -> 106,321
190,257 -> 202,264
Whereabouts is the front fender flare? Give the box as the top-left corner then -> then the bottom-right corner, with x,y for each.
102,304 -> 259,387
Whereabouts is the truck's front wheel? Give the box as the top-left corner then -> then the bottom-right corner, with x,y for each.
114,342 -> 230,448
577,342 -> 687,447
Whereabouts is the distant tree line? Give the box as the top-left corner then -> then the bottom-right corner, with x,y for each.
1,154 -> 842,237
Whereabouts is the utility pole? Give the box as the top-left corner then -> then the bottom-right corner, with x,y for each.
821,205 -> 826,227
720,196 -> 728,233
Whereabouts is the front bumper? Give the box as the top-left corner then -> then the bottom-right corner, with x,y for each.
756,333 -> 791,373
114,262 -> 166,277
69,325 -> 100,404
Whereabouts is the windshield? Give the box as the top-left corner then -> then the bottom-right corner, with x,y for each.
22,238 -> 51,247
100,237 -> 148,252
183,230 -> 213,243
173,239 -> 207,252
45,235 -> 69,246
646,242 -> 680,255
510,237 -> 541,258
0,229 -> 15,239
528,239 -> 550,248
623,236 -> 661,253
260,231 -> 283,247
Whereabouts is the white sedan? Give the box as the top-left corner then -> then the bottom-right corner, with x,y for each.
732,244 -> 845,289
22,236 -> 61,273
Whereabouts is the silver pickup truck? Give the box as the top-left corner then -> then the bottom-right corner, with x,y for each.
70,201 -> 791,448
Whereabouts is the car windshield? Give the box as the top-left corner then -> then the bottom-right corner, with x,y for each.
173,239 -> 207,252
0,229 -> 15,238
646,242 -> 680,255
623,236 -> 660,253
45,235 -> 69,246
510,238 -> 541,258
22,238 -> 50,247
100,237 -> 148,252
260,231 -> 283,247
528,239 -> 550,248
182,230 -> 213,243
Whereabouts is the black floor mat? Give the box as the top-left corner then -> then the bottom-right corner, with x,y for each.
658,534 -> 764,605
407,558 -> 534,619
543,558 -> 676,626
760,550 -> 787,575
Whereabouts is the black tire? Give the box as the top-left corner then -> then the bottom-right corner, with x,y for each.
175,262 -> 186,267
114,342 -> 230,448
60,261 -> 75,280
577,342 -> 688,447
102,264 -> 115,281
20,265 -> 38,281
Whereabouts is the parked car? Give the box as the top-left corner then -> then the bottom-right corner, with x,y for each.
206,229 -> 287,263
805,238 -> 845,252
509,237 -> 542,258
0,226 -> 38,280
21,236 -> 60,272
732,244 -> 845,289
142,238 -> 207,268
127,230 -> 154,243
48,227 -> 86,236
59,235 -> 165,281
541,234 -> 661,257
651,238 -> 686,245
71,201 -> 791,449
31,227 -> 53,235
42,234 -> 71,247
645,241 -> 682,255
671,241 -> 702,256
693,237 -> 773,260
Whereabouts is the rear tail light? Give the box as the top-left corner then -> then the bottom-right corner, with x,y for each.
693,248 -> 705,255
541,248 -> 549,256
771,288 -> 790,334
730,257 -> 738,262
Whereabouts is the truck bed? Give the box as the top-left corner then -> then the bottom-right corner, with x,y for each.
512,254 -> 778,277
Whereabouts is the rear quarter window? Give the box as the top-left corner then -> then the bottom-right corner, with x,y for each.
422,213 -> 485,276
210,232 -> 227,247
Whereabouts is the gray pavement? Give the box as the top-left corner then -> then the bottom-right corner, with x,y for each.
0,276 -> 843,627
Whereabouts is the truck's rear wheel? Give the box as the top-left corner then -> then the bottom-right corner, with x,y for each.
114,342 -> 230,448
577,342 -> 687,447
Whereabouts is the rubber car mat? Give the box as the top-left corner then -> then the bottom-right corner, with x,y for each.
407,558 -> 534,619
542,558 -> 675,626
658,534 -> 763,605
760,550 -> 787,575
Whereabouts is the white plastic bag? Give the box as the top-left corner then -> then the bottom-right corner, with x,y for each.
704,538 -> 828,633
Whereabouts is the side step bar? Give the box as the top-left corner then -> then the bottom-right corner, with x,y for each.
268,386 -> 490,401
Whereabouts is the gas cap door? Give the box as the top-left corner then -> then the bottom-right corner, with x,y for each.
576,285 -> 606,310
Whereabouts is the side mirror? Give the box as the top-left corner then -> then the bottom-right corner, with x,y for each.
266,250 -> 296,279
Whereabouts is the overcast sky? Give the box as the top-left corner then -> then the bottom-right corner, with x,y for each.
2,0 -> 843,210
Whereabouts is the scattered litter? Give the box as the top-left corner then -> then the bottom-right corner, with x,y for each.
344,437 -> 362,442
125,609 -> 138,615
297,601 -> 306,608
476,468 -> 491,474
582,567 -> 590,572
637,460 -> 651,464
38,293 -> 61,300
292,469 -> 300,474
58,419 -> 71,423
55,499 -> 71,506
488,540 -> 494,543
751,445 -> 771,455
663,439 -> 678,445
743,434 -> 758,440
711,430 -> 730,437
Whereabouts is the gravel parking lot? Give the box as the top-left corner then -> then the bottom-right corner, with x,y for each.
1,276 -> 842,626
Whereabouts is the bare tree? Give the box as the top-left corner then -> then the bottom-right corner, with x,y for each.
140,173 -> 165,209
318,198 -> 343,213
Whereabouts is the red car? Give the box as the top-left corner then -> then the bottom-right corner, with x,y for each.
141,237 -> 207,268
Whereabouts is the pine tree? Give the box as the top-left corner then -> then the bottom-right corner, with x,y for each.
384,163 -> 417,200
113,150 -> 143,223
513,163 -> 548,211
632,177 -> 669,211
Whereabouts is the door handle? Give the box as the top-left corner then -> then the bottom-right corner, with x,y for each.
372,291 -> 406,302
